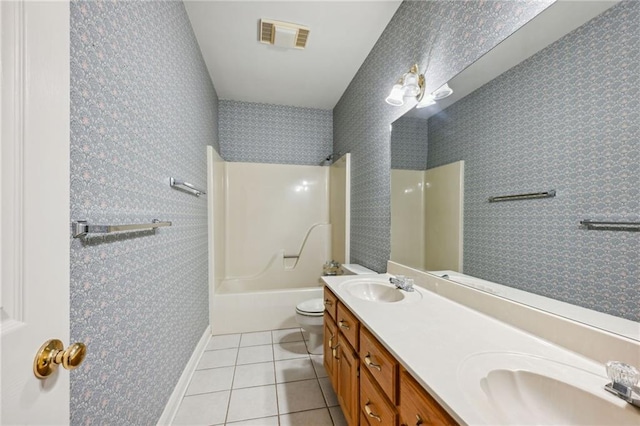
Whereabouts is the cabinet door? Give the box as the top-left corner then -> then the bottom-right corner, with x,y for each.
337,334 -> 360,426
399,370 -> 458,426
324,313 -> 338,390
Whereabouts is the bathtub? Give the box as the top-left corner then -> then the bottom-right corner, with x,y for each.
210,281 -> 324,335
210,264 -> 375,335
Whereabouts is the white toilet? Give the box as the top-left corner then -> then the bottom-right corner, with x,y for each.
296,264 -> 376,355
295,298 -> 325,355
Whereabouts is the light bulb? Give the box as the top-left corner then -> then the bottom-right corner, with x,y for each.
401,71 -> 421,97
416,94 -> 436,109
385,83 -> 405,106
432,83 -> 453,100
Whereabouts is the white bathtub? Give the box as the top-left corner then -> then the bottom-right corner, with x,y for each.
210,283 -> 323,335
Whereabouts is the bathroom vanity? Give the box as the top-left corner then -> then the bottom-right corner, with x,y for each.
322,266 -> 640,425
323,284 -> 455,425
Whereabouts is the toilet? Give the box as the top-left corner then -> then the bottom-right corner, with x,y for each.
296,263 -> 376,355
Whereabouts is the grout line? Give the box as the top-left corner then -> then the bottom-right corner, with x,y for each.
222,341 -> 242,425
271,341 -> 281,426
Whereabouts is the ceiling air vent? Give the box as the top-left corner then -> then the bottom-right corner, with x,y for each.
259,19 -> 310,50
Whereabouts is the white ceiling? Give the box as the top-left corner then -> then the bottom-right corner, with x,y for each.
184,1 -> 402,110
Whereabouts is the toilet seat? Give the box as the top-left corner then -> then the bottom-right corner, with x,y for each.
295,298 -> 324,317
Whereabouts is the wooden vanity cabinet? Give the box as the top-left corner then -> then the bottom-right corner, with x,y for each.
324,286 -> 338,320
324,285 -> 459,426
399,370 -> 457,426
337,333 -> 360,426
324,287 -> 360,426
323,313 -> 338,389
360,368 -> 398,426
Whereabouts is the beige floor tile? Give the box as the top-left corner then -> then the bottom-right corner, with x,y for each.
206,333 -> 241,350
310,355 -> 328,378
172,391 -> 230,425
185,366 -> 235,396
197,348 -> 238,369
227,385 -> 278,423
273,341 -> 309,361
233,362 -> 276,389
272,328 -> 304,344
276,379 -> 326,414
318,377 -> 338,407
236,344 -> 274,365
279,408 -> 333,426
275,358 -> 316,383
240,331 -> 273,347
329,406 -> 348,426
226,415 -> 279,426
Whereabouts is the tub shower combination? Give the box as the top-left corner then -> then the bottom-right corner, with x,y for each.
207,148 -> 350,335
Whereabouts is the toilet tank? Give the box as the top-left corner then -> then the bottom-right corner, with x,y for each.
341,264 -> 376,275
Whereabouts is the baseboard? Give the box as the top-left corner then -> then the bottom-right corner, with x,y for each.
157,325 -> 211,425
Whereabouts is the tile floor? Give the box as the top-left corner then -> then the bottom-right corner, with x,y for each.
172,328 -> 347,426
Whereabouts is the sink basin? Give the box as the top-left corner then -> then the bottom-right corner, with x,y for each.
347,282 -> 405,302
458,352 -> 639,424
339,278 -> 422,303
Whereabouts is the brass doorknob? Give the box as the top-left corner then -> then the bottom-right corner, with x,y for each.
33,339 -> 86,379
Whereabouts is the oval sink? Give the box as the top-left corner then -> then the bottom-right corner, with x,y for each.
458,352 -> 638,425
339,278 -> 423,303
347,282 -> 405,302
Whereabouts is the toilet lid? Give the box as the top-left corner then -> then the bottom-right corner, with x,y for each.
296,298 -> 324,315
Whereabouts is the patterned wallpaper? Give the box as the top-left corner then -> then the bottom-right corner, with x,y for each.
428,1 -> 639,321
333,0 -> 553,272
390,116 -> 429,170
70,1 -> 218,424
219,100 -> 333,166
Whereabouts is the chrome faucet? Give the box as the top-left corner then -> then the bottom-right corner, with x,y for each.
604,361 -> 640,408
389,275 -> 414,292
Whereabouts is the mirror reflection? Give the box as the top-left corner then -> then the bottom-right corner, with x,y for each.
389,1 -> 639,339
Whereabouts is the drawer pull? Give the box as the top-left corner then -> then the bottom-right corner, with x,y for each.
324,298 -> 333,306
364,400 -> 382,422
364,353 -> 382,371
339,319 -> 350,330
416,414 -> 423,425
332,342 -> 340,359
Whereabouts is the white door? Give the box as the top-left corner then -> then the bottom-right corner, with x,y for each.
1,1 -> 71,424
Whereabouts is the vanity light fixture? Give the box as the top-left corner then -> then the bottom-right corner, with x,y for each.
385,79 -> 406,106
386,63 -> 454,108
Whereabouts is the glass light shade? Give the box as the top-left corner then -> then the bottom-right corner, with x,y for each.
416,94 -> 436,109
385,84 -> 405,106
401,71 -> 421,97
432,83 -> 453,100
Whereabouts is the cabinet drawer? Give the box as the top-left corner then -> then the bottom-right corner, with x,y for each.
360,369 -> 397,426
399,370 -> 457,426
360,327 -> 398,404
324,287 -> 338,320
337,302 -> 359,351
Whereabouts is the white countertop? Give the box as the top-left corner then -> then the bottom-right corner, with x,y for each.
322,273 -> 627,425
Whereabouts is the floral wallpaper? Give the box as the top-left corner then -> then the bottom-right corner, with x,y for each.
219,100 -> 333,166
427,1 -> 639,321
70,1 -> 217,423
333,0 -> 554,271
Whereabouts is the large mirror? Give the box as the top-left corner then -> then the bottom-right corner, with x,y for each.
390,0 -> 639,341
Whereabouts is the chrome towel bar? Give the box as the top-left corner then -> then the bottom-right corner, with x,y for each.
72,219 -> 172,238
170,177 -> 206,197
488,190 -> 556,203
580,220 -> 640,232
